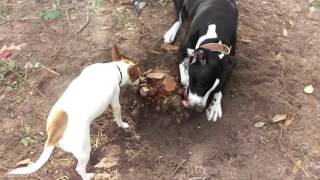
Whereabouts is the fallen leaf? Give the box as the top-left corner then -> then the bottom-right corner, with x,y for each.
163,77 -> 177,92
304,85 -> 314,94
272,114 -> 287,123
254,122 -> 266,128
0,43 -> 27,54
283,28 -> 288,37
138,2 -> 147,9
20,137 -> 32,146
139,86 -> 150,96
284,117 -> 295,127
56,175 -> 69,180
182,100 -> 189,108
15,159 -> 32,167
239,38 -> 251,43
308,6 -> 320,20
146,72 -> 166,79
289,20 -> 294,27
8,43 -> 27,51
161,43 -> 179,52
0,49 -> 11,59
292,160 -> 302,175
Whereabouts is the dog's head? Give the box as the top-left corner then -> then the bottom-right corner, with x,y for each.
187,48 -> 221,111
111,45 -> 141,85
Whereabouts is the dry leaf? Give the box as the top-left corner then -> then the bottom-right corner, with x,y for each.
272,114 -> 287,123
163,77 -> 177,92
304,85 -> 314,94
0,43 -> 27,53
15,159 -> 32,167
292,160 -> 302,175
289,20 -> 294,27
254,122 -> 266,128
161,43 -> 179,52
182,100 -> 189,108
308,6 -> 320,20
139,86 -> 150,96
146,72 -> 167,79
239,38 -> 251,43
284,117 -> 295,127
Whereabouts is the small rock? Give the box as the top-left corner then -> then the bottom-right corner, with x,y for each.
283,28 -> 288,37
34,62 -> 40,68
24,62 -> 34,69
304,85 -> 314,94
254,122 -> 266,128
272,114 -> 287,123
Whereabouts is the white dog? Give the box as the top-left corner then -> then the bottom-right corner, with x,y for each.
8,45 -> 141,180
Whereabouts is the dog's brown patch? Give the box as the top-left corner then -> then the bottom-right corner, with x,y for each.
128,64 -> 141,82
112,44 -> 121,61
46,110 -> 68,146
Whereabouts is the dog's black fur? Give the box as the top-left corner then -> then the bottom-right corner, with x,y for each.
172,0 -> 238,110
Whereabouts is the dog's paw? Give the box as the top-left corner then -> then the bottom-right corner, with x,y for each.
121,122 -> 129,129
206,100 -> 222,122
163,22 -> 180,43
180,69 -> 189,87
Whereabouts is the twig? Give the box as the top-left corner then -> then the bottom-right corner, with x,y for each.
76,8 -> 90,34
0,93 -> 7,104
278,127 -> 311,178
11,70 -> 45,97
41,65 -> 60,76
189,177 -> 209,180
172,159 -> 186,177
65,6 -> 74,25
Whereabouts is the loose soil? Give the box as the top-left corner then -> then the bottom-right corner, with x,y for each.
0,0 -> 320,179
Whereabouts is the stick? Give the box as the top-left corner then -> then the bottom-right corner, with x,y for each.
172,159 -> 186,177
41,65 -> 60,76
65,7 -> 74,25
278,127 -> 311,178
76,8 -> 90,34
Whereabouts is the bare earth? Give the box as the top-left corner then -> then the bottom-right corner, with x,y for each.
1,0 -> 320,179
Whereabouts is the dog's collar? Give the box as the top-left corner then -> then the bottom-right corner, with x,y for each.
200,43 -> 231,55
115,64 -> 122,86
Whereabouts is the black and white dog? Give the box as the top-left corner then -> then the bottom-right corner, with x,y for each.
163,0 -> 238,121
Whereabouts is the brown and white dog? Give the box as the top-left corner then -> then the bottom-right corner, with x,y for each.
8,45 -> 141,180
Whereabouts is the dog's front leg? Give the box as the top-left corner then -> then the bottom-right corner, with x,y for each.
111,90 -> 129,129
179,41 -> 195,87
206,91 -> 223,122
179,57 -> 190,87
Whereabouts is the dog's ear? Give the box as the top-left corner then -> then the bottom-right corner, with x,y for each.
112,44 -> 122,61
128,64 -> 141,82
193,49 -> 206,65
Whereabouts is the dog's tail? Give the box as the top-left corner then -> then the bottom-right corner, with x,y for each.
8,145 -> 54,174
8,110 -> 68,175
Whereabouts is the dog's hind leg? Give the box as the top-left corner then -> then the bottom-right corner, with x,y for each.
163,0 -> 186,43
111,89 -> 129,129
73,129 -> 94,180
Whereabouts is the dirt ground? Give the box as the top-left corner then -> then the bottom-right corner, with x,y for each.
0,0 -> 320,179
